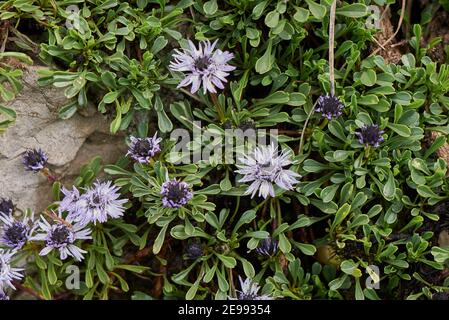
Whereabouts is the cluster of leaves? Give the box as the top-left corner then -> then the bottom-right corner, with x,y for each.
2,0 -> 449,300
0,51 -> 31,132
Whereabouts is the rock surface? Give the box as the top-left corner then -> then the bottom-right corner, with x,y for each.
0,65 -> 127,213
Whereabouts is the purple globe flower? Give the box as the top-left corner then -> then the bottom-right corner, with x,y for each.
0,198 -> 14,215
126,133 -> 162,163
231,276 -> 273,300
0,212 -> 36,250
160,179 -> 193,209
58,186 -> 81,215
185,241 -> 204,260
315,95 -> 344,120
22,148 -> 48,172
68,181 -> 128,226
0,250 -> 23,290
432,292 -> 449,300
255,237 -> 278,257
169,40 -> 236,94
31,215 -> 92,261
355,124 -> 385,148
236,144 -> 300,199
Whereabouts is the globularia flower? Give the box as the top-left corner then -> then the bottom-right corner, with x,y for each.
236,144 -> 300,199
22,148 -> 48,172
0,212 -> 36,250
256,237 -> 279,257
160,179 -> 193,209
0,198 -> 14,215
185,241 -> 204,260
234,276 -> 272,300
432,292 -> 449,300
32,217 -> 92,261
169,40 -> 235,94
59,186 -> 81,215
126,134 -> 162,163
355,124 -> 385,148
68,181 -> 128,226
0,249 -> 23,290
315,94 -> 344,119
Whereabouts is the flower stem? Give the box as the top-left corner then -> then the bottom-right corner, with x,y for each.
319,118 -> 329,129
228,267 -> 236,298
43,210 -> 72,227
229,196 -> 241,225
299,100 -> 318,155
12,280 -> 45,300
41,167 -> 58,183
210,93 -> 225,122
364,145 -> 372,159
329,0 -> 337,96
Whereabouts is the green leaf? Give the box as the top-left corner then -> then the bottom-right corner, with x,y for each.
382,171 -> 396,200
115,265 -> 150,273
296,243 -> 316,255
131,291 -> 154,300
150,36 -> 168,54
264,10 -> 279,28
303,159 -> 330,172
349,214 -> 370,228
278,233 -> 291,253
216,254 -> 237,268
431,246 -> 449,263
355,278 -> 365,300
341,260 -> 362,278
254,91 -> 289,106
336,3 -> 368,18
306,0 -> 326,19
287,92 -> 307,106
153,225 -> 169,254
252,0 -> 269,19
58,102 -> 78,120
203,0 -> 218,15
186,276 -> 201,300
424,135 -> 446,159
417,185 -> 442,199
110,108 -> 122,134
103,91 -> 119,104
240,258 -> 255,278
293,7 -> 309,22
331,203 -> 351,234
255,40 -> 273,74
321,184 -> 339,203
360,69 -> 377,87
47,263 -> 57,285
0,105 -> 16,119
219,176 -> 232,191
155,96 -> 173,133
388,123 -> 411,137
329,275 -> 348,290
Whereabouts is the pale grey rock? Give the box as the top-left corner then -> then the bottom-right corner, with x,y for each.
0,65 -> 127,213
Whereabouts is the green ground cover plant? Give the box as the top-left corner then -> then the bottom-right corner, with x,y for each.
0,0 -> 449,300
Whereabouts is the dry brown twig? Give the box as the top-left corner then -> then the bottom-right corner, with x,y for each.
370,0 -> 407,57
